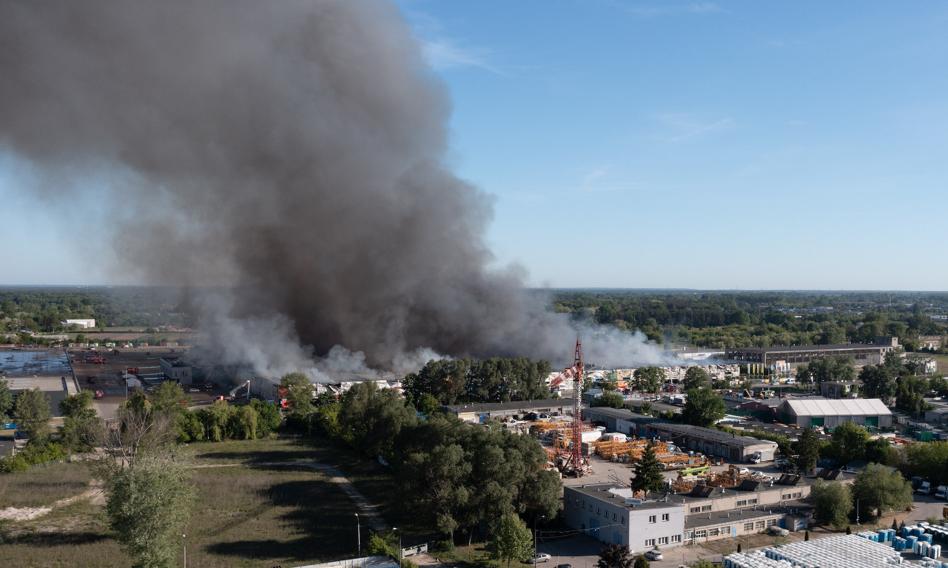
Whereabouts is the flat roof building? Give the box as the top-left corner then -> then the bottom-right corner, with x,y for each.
725,337 -> 898,368
444,399 -> 574,424
564,477 -> 811,552
777,398 -> 892,429
648,423 -> 779,463
583,407 -> 660,435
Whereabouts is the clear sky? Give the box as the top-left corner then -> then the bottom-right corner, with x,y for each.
2,0 -> 948,289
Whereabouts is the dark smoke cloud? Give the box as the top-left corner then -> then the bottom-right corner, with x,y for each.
0,0 -> 669,377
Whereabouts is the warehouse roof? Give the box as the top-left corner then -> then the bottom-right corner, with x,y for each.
584,407 -> 658,423
727,343 -> 889,354
445,398 -> 574,413
650,422 -> 778,449
780,398 -> 891,417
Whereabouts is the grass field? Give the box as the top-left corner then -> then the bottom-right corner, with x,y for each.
0,436 -> 407,567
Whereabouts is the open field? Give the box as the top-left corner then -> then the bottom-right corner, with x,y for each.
0,437 -> 404,567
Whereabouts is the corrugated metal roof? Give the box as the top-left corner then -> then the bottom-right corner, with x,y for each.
781,398 -> 891,417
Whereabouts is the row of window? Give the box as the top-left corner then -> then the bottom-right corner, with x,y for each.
585,502 -> 625,525
643,535 -> 681,547
647,513 -> 671,523
735,498 -> 758,507
686,518 -> 781,540
689,504 -> 712,513
781,492 -> 804,500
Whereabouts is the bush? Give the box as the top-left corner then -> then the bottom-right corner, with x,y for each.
367,532 -> 397,558
0,440 -> 67,473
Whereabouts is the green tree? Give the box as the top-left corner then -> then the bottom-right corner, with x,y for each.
60,390 -> 95,419
149,381 -> 186,415
0,379 -> 12,420
859,364 -> 898,404
633,367 -> 665,393
681,387 -> 725,427
633,556 -> 649,568
59,392 -> 102,452
794,427 -> 821,474
597,544 -> 635,568
14,388 -> 51,440
197,401 -> 233,442
490,513 -> 533,568
852,463 -> 912,520
631,440 -> 665,494
810,480 -> 853,529
228,405 -> 259,440
415,393 -> 442,415
592,392 -> 626,409
828,422 -> 869,466
683,367 -> 711,390
280,372 -> 315,416
250,399 -> 281,436
865,437 -> 898,466
905,442 -> 948,487
105,452 -> 194,568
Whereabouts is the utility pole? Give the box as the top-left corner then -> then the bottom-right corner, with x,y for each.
534,515 -> 545,568
182,533 -> 187,568
355,513 -> 361,556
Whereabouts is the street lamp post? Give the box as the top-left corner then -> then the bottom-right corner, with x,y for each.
182,533 -> 187,568
355,513 -> 361,556
534,515 -> 546,568
393,527 -> 401,566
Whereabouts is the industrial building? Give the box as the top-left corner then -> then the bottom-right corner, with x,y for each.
724,337 -> 898,368
62,318 -> 96,329
583,407 -> 659,434
444,399 -> 574,424
777,398 -> 892,429
159,356 -> 193,385
564,476 -> 810,552
648,422 -> 779,463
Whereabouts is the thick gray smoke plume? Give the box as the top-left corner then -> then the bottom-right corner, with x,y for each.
0,0 -> 670,376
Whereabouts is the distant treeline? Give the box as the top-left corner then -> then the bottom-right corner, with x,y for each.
552,290 -> 948,350
402,357 -> 552,406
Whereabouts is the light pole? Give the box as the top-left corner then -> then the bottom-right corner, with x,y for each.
534,515 -> 546,568
182,533 -> 187,568
393,527 -> 401,565
355,513 -> 361,556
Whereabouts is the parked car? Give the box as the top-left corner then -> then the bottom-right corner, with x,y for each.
917,481 -> 933,495
645,549 -> 663,561
768,525 -> 790,536
935,485 -> 948,500
530,554 -> 551,563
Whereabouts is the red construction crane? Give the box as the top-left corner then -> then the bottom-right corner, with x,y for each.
570,338 -> 585,472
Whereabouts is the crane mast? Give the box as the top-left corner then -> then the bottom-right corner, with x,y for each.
570,338 -> 584,473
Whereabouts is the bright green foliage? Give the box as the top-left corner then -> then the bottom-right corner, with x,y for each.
592,392 -> 626,409
105,453 -> 194,568
597,544 -> 635,568
0,439 -> 67,473
250,399 -> 282,436
280,372 -> 315,416
175,411 -> 204,443
228,405 -> 258,440
197,401 -> 233,442
490,513 -> 533,568
14,388 -> 51,440
795,357 -> 855,384
852,463 -> 912,519
339,382 -> 417,459
633,367 -> 665,393
415,393 -> 442,415
905,442 -> 948,487
827,422 -> 869,466
403,358 -> 552,406
810,480 -> 853,529
865,437 -> 898,466
149,381 -> 186,415
682,367 -> 710,390
896,375 -> 930,416
631,440 -> 665,494
60,390 -> 95,418
681,387 -> 725,427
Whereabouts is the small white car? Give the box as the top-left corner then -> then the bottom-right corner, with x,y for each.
644,550 -> 663,561
531,553 -> 552,563
768,525 -> 790,536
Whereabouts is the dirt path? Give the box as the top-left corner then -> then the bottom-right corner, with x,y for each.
0,481 -> 104,522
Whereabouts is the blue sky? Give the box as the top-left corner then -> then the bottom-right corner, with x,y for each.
3,0 -> 948,289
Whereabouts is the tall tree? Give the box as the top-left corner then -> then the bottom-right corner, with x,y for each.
597,544 -> 635,568
279,372 -> 315,416
810,480 -> 852,529
592,392 -> 626,409
682,367 -> 710,391
491,513 -> 533,568
852,464 -> 912,520
793,427 -> 821,474
681,387 -> 725,427
633,367 -> 665,393
0,379 -> 12,421
631,440 -> 665,494
14,388 -> 51,440
828,422 -> 869,466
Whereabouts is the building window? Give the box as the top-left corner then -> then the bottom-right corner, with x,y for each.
689,506 -> 701,513
766,519 -> 777,527
708,528 -> 719,537
744,523 -> 755,531
782,494 -> 792,500
648,515 -> 656,523
613,513 -> 617,521
662,513 -> 670,521
621,517 -> 625,525
755,521 -> 765,529
658,537 -> 669,545
645,539 -> 655,547
701,505 -> 711,512
748,498 -> 758,505
597,507 -> 600,514
671,535 -> 682,543
695,530 -> 707,538
736,500 -> 747,507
